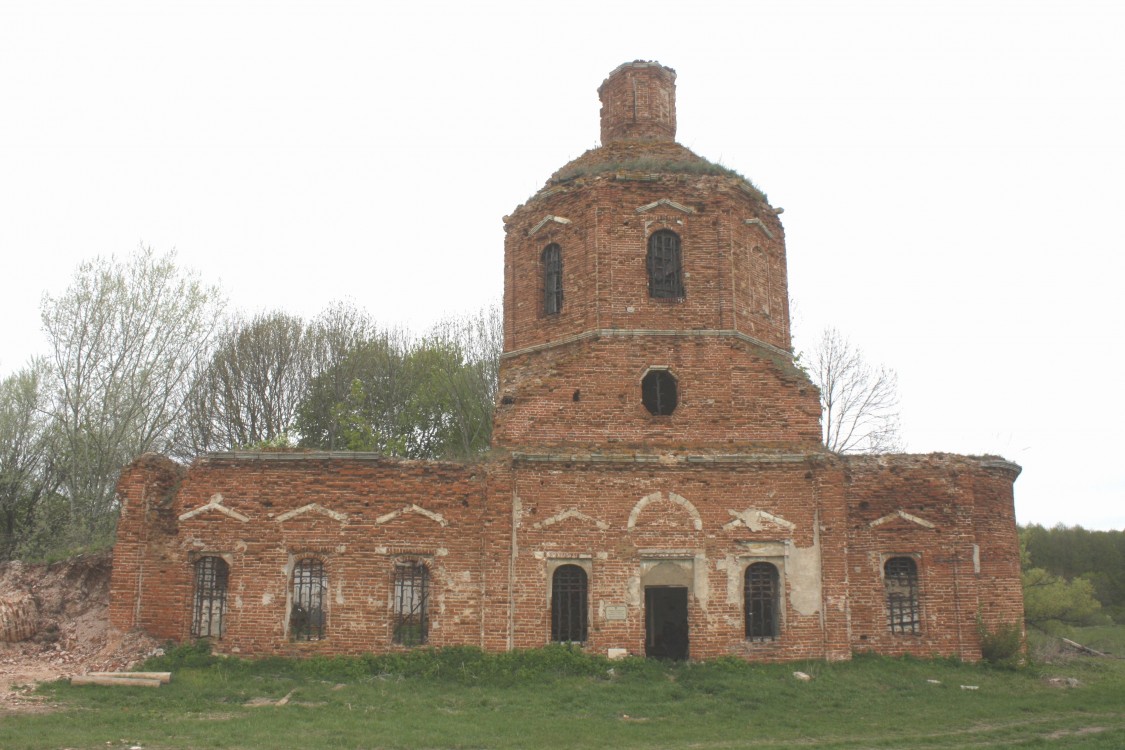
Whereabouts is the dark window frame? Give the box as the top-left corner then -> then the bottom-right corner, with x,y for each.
191,555 -> 229,639
551,564 -> 588,643
542,243 -> 563,316
290,557 -> 327,642
642,369 -> 678,415
393,561 -> 430,646
647,229 -> 684,299
744,562 -> 780,640
885,556 -> 921,635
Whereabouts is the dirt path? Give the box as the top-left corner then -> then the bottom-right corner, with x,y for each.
0,553 -> 163,714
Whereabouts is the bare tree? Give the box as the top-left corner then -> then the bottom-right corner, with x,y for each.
184,310 -> 318,453
41,248 -> 225,538
808,327 -> 902,454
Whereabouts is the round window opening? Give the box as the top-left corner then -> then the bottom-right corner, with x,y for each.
642,370 -> 678,416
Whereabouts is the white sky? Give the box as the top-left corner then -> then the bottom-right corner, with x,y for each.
1,0 -> 1122,530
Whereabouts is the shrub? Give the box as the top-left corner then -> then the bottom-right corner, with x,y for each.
978,619 -> 1024,666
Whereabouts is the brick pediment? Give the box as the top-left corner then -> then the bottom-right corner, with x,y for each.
723,508 -> 795,533
375,504 -> 448,527
532,508 -> 610,531
869,509 -> 936,531
628,492 -> 702,531
178,494 -> 249,523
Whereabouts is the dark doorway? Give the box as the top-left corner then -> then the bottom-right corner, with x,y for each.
645,586 -> 689,659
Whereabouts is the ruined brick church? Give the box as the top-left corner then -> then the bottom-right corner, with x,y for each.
110,62 -> 1023,662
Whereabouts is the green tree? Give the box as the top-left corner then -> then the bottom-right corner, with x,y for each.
0,361 -> 59,559
41,247 -> 225,544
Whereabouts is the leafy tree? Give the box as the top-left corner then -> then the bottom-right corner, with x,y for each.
807,327 -> 901,454
1022,567 -> 1103,628
40,247 -> 224,542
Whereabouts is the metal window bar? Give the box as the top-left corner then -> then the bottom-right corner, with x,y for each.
551,565 -> 588,643
191,556 -> 228,639
642,370 -> 677,415
290,559 -> 326,641
393,563 -> 429,646
543,244 -> 563,315
647,230 -> 684,299
745,563 -> 779,640
885,557 -> 920,634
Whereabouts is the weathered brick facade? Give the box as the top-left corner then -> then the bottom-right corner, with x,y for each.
110,62 -> 1022,661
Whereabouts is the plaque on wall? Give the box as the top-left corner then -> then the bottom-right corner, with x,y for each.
604,604 -> 627,621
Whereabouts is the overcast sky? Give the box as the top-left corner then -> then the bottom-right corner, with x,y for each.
2,0 -> 1122,530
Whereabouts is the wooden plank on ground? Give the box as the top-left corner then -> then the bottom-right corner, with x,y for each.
87,671 -> 172,683
70,675 -> 162,688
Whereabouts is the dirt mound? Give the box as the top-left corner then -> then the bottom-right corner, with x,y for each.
0,552 -> 163,714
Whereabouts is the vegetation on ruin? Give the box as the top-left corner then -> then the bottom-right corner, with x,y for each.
4,638 -> 1124,749
552,155 -> 768,202
0,248 -> 501,562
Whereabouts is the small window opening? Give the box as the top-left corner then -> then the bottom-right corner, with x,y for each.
744,562 -> 780,640
191,556 -> 229,639
885,556 -> 920,634
393,561 -> 430,646
543,243 -> 563,315
551,565 -> 588,643
642,369 -> 678,415
647,230 -> 684,299
290,558 -> 327,641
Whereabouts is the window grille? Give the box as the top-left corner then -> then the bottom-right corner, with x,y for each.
885,556 -> 921,634
551,565 -> 588,643
647,230 -> 684,299
642,369 -> 678,415
744,562 -> 780,640
393,562 -> 429,646
191,556 -> 229,639
290,558 -> 327,641
543,243 -> 563,315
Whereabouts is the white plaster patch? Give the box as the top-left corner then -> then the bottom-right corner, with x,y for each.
261,593 -> 273,606
178,494 -> 249,523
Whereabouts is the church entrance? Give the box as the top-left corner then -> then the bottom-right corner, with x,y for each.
645,586 -> 689,660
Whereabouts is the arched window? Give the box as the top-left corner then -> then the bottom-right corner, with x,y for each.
191,556 -> 229,639
551,564 -> 588,643
642,369 -> 678,415
744,562 -> 780,640
290,558 -> 327,641
885,556 -> 920,634
543,243 -> 563,315
647,229 -> 684,299
393,561 -> 429,646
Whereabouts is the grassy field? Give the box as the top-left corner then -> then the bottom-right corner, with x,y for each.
3,637 -> 1124,750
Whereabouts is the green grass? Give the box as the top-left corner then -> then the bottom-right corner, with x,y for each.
4,641 -> 1125,749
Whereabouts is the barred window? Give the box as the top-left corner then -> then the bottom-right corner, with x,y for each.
543,243 -> 563,315
191,556 -> 229,639
647,229 -> 684,299
551,565 -> 588,643
744,562 -> 780,640
290,558 -> 327,641
885,556 -> 921,634
393,562 -> 429,646
642,369 -> 678,416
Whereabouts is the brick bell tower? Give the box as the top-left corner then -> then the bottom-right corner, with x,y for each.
493,62 -> 822,454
